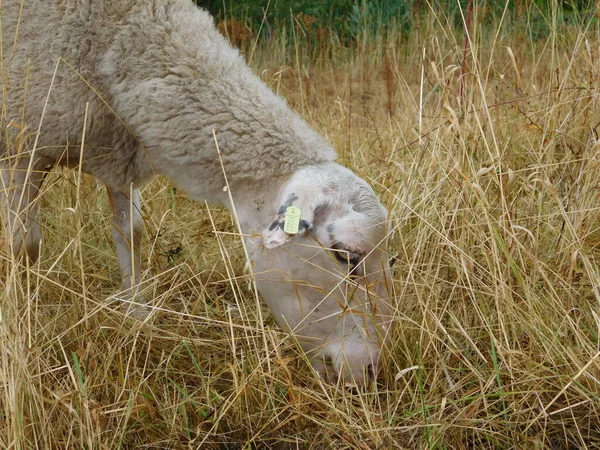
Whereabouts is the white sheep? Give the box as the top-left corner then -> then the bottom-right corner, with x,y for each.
0,0 -> 391,386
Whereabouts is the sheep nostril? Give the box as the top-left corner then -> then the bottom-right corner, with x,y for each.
321,354 -> 338,383
367,363 -> 376,380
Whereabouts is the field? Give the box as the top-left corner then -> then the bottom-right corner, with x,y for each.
2,2 -> 600,449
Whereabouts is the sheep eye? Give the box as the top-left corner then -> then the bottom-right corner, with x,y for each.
331,244 -> 360,267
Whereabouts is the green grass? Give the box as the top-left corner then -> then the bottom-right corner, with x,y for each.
2,1 -> 600,449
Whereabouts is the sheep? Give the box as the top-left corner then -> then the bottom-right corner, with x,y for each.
0,0 -> 392,387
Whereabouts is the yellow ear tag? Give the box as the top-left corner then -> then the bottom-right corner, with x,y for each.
283,206 -> 301,234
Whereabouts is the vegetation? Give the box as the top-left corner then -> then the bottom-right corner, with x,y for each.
2,0 -> 600,448
198,0 -> 598,44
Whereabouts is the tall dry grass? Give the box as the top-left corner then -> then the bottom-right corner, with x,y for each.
2,2 -> 600,449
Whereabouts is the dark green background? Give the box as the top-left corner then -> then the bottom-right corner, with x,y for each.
195,0 -> 596,42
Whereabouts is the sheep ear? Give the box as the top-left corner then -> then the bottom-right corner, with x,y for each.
262,192 -> 315,249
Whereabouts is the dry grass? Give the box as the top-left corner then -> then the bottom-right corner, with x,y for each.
2,3 -> 600,449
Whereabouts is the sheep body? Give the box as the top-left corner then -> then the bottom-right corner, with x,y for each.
2,0 -> 335,192
1,0 -> 390,386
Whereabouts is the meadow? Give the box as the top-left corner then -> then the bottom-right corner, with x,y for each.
2,1 -> 600,448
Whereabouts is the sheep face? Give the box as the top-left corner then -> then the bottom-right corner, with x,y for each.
258,163 -> 391,387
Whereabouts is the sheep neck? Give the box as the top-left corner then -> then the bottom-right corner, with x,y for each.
225,175 -> 288,247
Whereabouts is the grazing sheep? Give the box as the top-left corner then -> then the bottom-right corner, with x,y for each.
0,0 -> 392,386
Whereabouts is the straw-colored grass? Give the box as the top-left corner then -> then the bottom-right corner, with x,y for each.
2,3 -> 600,449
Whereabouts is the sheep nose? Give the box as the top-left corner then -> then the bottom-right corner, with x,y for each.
323,344 -> 381,388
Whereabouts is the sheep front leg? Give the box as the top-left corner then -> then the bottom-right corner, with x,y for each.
106,186 -> 148,318
1,160 -> 48,262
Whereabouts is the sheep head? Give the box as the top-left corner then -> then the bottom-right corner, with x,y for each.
257,163 -> 392,387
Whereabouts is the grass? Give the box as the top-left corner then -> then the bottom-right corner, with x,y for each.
2,1 -> 600,448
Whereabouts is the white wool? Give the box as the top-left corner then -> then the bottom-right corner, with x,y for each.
2,0 -> 336,194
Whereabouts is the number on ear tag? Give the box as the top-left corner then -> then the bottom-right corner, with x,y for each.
284,207 -> 301,234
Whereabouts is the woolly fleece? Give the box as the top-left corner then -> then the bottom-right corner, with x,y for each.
1,0 -> 337,196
